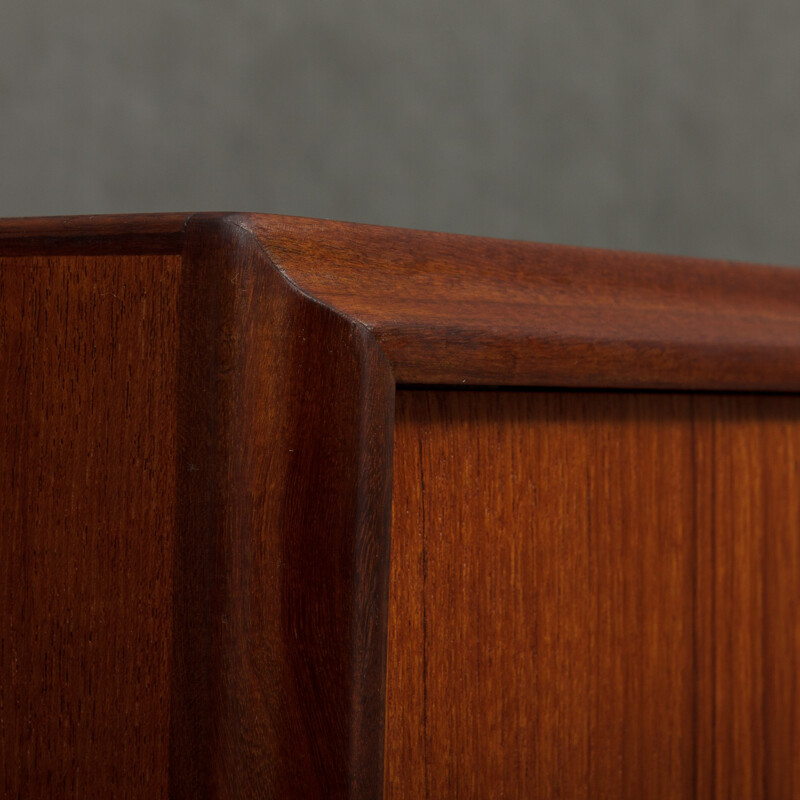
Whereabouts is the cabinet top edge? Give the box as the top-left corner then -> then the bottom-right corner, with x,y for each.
0,213 -> 194,255
230,214 -> 800,391
4,212 -> 800,392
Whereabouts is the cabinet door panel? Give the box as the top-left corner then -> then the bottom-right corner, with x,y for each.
386,390 -> 800,799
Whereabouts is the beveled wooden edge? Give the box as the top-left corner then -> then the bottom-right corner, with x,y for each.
170,216 -> 394,798
231,213 -> 800,391
4,211 -> 800,390
0,213 -> 191,255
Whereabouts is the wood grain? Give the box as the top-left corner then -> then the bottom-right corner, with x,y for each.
170,217 -> 395,798
0,253 -> 180,797
235,214 -> 800,390
5,212 -> 800,391
386,390 -> 800,799
0,216 -> 398,798
3,213 -> 800,798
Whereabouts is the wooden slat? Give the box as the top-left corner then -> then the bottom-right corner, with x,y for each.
386,390 -> 800,799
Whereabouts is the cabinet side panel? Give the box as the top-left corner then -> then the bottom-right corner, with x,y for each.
0,255 -> 180,797
386,390 -> 800,799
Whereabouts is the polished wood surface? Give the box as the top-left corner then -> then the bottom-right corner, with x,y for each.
0,254 -> 180,797
4,211 -> 800,391
236,214 -> 800,390
171,217 -> 394,797
0,217 -> 396,798
0,213 -> 189,256
386,390 -> 800,799
2,214 -> 800,798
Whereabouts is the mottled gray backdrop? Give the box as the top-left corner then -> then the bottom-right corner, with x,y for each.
2,0 -> 799,264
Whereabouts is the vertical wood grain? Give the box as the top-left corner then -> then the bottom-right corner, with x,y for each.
170,218 -> 395,799
0,254 -> 180,797
386,390 -> 800,799
693,396 -> 800,799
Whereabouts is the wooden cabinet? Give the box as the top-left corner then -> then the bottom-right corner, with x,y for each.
2,214 -> 800,797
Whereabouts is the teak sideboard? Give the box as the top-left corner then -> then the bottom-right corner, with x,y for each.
2,213 -> 800,798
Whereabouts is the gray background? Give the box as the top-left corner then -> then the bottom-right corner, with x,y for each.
2,0 -> 799,264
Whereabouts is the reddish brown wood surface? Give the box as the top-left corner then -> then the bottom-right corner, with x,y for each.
5,212 -> 800,391
0,216 -> 396,798
235,214 -> 800,390
3,213 -> 800,798
170,217 -> 395,798
0,214 -> 190,256
386,390 -> 800,799
0,253 -> 181,797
